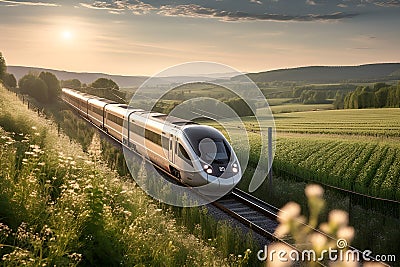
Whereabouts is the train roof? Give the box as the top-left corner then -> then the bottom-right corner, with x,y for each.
63,87 -> 196,128
150,114 -> 196,126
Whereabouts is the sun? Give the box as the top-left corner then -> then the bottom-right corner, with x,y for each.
62,31 -> 73,40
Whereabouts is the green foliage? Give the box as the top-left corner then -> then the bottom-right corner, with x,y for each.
61,79 -> 81,89
91,78 -> 119,90
39,72 -> 61,100
59,110 -> 95,152
333,92 -> 344,109
79,86 -> 127,103
19,74 -> 49,103
225,98 -> 255,117
299,90 -> 328,104
2,72 -> 17,88
343,83 -> 400,109
0,52 -> 6,80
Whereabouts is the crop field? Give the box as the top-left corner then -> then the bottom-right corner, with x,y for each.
271,109 -> 400,200
273,137 -> 400,200
260,103 -> 334,114
206,108 -> 400,201
273,108 -> 400,137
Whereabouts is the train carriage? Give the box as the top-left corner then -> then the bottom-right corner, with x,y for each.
61,88 -> 242,196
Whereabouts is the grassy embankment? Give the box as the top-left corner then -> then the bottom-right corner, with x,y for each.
0,85 -> 257,266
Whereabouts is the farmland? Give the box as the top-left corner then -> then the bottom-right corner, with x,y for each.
206,108 -> 400,201
273,108 -> 400,137
271,108 -> 400,201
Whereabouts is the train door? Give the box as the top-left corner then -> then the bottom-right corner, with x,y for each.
168,132 -> 178,165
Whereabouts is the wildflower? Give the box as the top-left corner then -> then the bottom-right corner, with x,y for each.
31,126 -> 37,130
329,210 -> 349,228
305,184 -> 324,198
337,226 -> 355,243
278,202 -> 301,223
38,162 -> 45,166
123,210 -> 132,216
274,224 -> 290,238
310,232 -> 327,253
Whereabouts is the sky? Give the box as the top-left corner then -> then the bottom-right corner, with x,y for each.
0,0 -> 399,76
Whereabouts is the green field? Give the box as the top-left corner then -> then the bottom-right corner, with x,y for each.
272,109 -> 400,200
273,137 -> 400,200
267,103 -> 333,114
274,108 -> 400,137
207,108 -> 400,201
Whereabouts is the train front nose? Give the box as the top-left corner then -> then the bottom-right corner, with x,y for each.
195,168 -> 242,197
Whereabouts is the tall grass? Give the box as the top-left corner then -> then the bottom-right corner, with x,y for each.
0,85 -> 259,266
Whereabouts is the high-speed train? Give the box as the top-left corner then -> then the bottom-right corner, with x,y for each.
61,88 -> 242,194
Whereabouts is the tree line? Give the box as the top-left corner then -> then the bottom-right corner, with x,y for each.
334,83 -> 400,109
0,52 -> 17,88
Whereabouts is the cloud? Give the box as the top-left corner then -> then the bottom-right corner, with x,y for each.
158,4 -> 359,22
79,1 -> 359,22
0,0 -> 59,6
306,0 -> 317,5
79,0 -> 155,14
250,0 -> 263,4
373,0 -> 400,7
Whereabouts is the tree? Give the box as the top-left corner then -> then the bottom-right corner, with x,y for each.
333,92 -> 344,109
375,87 -> 388,108
0,52 -> 6,80
39,71 -> 60,100
91,78 -> 119,90
61,79 -> 81,89
312,91 -> 326,103
19,74 -> 49,102
225,98 -> 255,117
2,73 -> 17,88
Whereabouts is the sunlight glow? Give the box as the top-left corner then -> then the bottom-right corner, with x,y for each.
62,31 -> 72,40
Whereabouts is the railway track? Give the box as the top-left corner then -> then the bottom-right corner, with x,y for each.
214,188 -> 280,240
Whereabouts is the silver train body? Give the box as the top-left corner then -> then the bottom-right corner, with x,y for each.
61,88 -> 242,195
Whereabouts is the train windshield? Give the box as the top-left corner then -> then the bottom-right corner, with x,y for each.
183,126 -> 231,163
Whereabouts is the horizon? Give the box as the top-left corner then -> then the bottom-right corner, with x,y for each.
8,61 -> 400,78
1,1 -> 400,76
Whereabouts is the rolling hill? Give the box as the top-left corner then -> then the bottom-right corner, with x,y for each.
237,63 -> 400,83
7,66 -> 149,88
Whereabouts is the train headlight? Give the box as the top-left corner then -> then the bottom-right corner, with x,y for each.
203,164 -> 213,174
232,163 -> 239,173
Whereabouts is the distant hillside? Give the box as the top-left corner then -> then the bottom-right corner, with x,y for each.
7,66 -> 149,88
240,63 -> 400,83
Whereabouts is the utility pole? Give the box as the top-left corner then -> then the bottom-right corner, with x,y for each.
268,127 -> 273,192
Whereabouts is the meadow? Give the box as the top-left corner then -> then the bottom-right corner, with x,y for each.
0,85 -> 258,266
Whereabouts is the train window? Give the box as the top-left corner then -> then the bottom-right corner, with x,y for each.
92,107 -> 103,116
178,144 -> 190,160
145,129 -> 162,146
107,113 -> 123,125
130,124 -> 144,137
